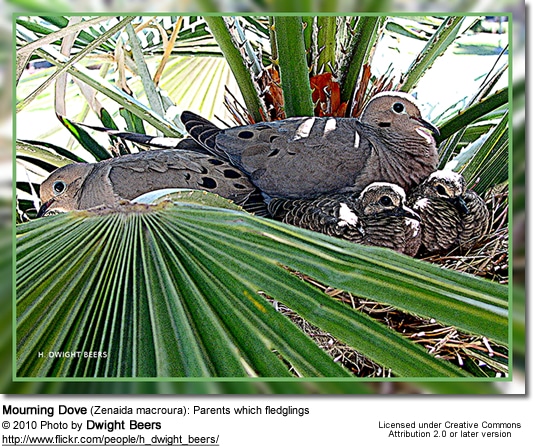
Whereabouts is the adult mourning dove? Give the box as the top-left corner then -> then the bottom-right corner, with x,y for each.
179,91 -> 440,200
407,170 -> 490,253
37,149 -> 263,216
268,182 -> 421,256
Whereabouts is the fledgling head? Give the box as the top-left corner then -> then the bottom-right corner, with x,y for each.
38,163 -> 94,216
415,170 -> 469,215
421,170 -> 467,197
360,92 -> 440,147
357,182 -> 419,221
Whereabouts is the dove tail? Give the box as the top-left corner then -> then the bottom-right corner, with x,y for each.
78,123 -> 184,149
180,111 -> 227,159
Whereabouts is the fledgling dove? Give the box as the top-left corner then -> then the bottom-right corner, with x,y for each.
268,182 -> 422,256
37,149 -> 263,216
179,91 -> 440,200
407,170 -> 490,253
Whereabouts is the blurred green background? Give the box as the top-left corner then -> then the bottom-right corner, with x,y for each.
3,0 -> 526,394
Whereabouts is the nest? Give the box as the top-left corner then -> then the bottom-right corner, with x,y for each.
273,188 -> 509,378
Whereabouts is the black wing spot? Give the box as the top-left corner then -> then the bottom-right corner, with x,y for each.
238,130 -> 255,139
233,183 -> 246,189
184,173 -> 191,180
199,177 -> 217,189
223,169 -> 241,179
208,158 -> 224,166
378,122 -> 391,128
268,148 -> 280,157
269,135 -> 280,143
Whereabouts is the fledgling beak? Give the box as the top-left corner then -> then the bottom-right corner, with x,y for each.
388,204 -> 420,221
451,196 -> 470,216
398,206 -> 421,221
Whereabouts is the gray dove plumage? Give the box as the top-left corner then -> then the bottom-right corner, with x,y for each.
38,149 -> 262,216
179,92 -> 440,200
268,182 -> 422,256
407,170 -> 490,253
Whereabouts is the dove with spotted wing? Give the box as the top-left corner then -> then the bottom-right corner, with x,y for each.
179,92 -> 440,200
38,149 -> 264,216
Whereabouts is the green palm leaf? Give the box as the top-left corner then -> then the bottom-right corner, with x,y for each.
398,16 -> 467,92
17,199 -> 507,378
274,16 -> 314,117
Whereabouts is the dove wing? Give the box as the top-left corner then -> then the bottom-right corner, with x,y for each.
102,149 -> 257,206
216,117 -> 371,199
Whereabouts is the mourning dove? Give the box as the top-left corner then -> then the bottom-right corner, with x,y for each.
37,149 -> 263,216
179,91 -> 440,200
268,182 -> 421,256
407,170 -> 490,253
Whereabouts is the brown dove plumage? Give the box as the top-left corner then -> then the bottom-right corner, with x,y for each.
37,149 -> 263,216
179,91 -> 440,199
407,170 -> 490,253
268,182 -> 422,256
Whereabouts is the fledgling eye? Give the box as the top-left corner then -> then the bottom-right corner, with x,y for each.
379,195 -> 393,206
392,102 -> 405,113
52,181 -> 67,196
436,184 -> 447,196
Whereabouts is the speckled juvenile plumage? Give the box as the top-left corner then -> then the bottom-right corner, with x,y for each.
407,170 -> 490,253
38,149 -> 263,216
268,182 -> 421,256
180,92 -> 439,199
459,189 -> 491,246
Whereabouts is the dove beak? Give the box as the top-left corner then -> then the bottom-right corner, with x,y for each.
451,196 -> 470,216
37,199 -> 55,218
414,117 -> 440,137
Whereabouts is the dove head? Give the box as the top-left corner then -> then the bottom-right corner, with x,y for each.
360,92 -> 440,147
38,163 -> 94,217
358,182 -> 419,220
421,170 -> 469,215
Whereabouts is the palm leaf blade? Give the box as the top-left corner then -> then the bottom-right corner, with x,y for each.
17,201 -> 507,378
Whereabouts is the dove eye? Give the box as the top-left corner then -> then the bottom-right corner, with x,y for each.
379,195 -> 393,206
52,181 -> 67,196
392,102 -> 405,113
